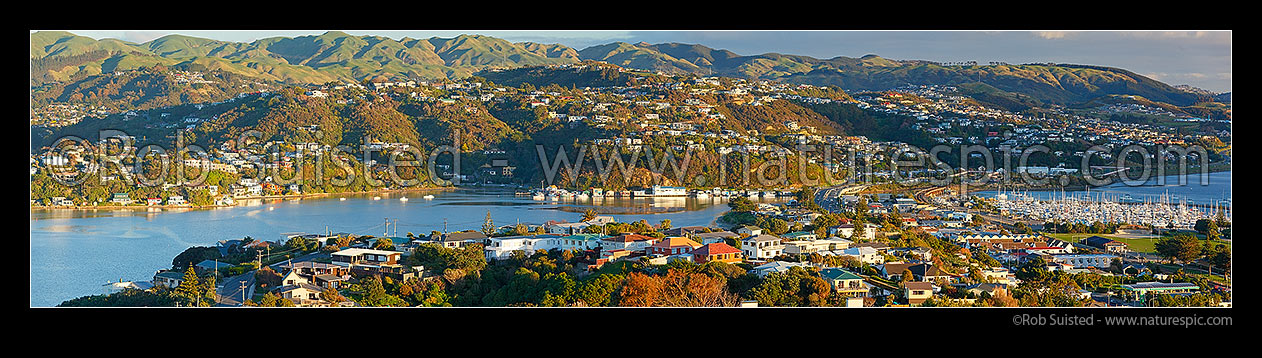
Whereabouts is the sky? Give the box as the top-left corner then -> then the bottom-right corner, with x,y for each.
43,30 -> 1232,93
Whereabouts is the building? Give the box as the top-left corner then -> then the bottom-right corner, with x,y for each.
152,270 -> 185,288
904,282 -> 935,305
741,235 -> 785,260
1121,282 -> 1201,300
691,243 -> 743,264
819,268 -> 871,297
559,234 -> 608,251
600,234 -> 659,253
647,237 -> 703,256
484,234 -> 565,260
750,261 -> 812,277
735,225 -> 762,237
1083,236 -> 1129,253
1048,254 -> 1118,269
831,223 -> 877,241
330,248 -> 414,281
784,238 -> 851,255
110,193 -> 132,205
650,185 -> 687,196
693,231 -> 739,245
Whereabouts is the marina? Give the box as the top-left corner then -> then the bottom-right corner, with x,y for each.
968,171 -> 1232,229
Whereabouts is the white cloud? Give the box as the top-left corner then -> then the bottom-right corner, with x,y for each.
1034,31 -> 1073,40
121,31 -> 169,43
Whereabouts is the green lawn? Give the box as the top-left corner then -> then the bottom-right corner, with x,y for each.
1044,233 -> 1158,253
1043,232 -> 1230,254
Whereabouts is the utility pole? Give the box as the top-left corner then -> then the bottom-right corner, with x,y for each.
239,280 -> 248,305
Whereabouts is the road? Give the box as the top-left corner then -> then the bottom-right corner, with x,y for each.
216,272 -> 256,307
814,184 -> 870,214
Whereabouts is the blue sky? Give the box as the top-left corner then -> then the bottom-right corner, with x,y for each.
43,30 -> 1232,93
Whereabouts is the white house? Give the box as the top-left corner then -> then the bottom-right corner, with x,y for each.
484,234 -> 565,260
741,235 -> 785,260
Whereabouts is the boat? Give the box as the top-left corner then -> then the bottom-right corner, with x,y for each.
399,197 -> 409,202
373,196 -> 381,200
423,195 -> 435,200
339,198 -> 346,201
532,193 -> 546,200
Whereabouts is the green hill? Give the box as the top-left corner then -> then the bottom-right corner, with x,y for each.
31,31 -> 1216,110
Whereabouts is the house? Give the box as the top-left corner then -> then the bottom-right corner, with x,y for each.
784,238 -> 851,255
750,261 -> 812,277
831,223 -> 877,241
904,282 -> 936,305
332,248 -> 401,266
690,243 -> 743,264
647,237 -> 703,256
438,231 -> 488,248
559,234 -> 608,251
735,225 -> 762,237
692,231 -> 739,245
193,259 -> 227,275
275,283 -> 326,306
484,234 -> 565,260
600,234 -> 659,253
964,283 -> 1008,297
819,268 -> 871,297
836,247 -> 884,265
880,263 -> 948,282
662,226 -> 709,237
851,242 -> 891,252
548,222 -> 594,235
779,231 -> 818,241
152,270 -> 185,288
167,195 -> 187,206
110,193 -> 133,205
330,248 -> 414,281
1083,236 -> 1129,253
281,269 -> 310,287
741,235 -> 785,260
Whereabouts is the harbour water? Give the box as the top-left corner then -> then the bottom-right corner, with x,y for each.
29,189 -> 784,307
974,170 -> 1232,206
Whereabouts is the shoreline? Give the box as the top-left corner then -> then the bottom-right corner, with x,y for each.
30,186 -> 457,211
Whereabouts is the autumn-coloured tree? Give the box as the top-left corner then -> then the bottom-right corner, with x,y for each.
658,269 -> 736,307
618,272 -> 664,307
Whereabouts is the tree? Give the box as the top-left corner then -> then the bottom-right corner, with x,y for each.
1155,235 -> 1203,264
200,273 -> 217,306
321,287 -> 347,305
658,219 -> 672,231
482,210 -> 495,236
582,208 -> 597,222
173,267 -> 202,306
900,269 -> 915,283
617,272 -> 664,307
373,237 -> 395,251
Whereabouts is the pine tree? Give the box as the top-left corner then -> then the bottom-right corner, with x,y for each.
200,274 -> 217,307
174,267 -> 202,306
482,211 -> 495,236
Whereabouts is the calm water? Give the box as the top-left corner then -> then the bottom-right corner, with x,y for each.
974,170 -> 1232,206
30,189 -> 784,307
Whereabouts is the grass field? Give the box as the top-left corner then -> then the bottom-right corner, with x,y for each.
1044,232 -> 1231,255
1044,233 -> 1158,253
